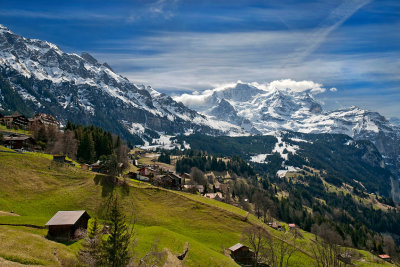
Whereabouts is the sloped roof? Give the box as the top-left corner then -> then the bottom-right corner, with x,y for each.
229,243 -> 246,252
4,136 -> 33,141
378,254 -> 391,259
45,210 -> 88,226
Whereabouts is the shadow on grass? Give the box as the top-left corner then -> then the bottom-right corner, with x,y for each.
46,235 -> 79,245
94,175 -> 116,197
120,179 -> 131,196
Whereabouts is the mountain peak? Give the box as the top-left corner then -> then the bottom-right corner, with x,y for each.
81,52 -> 98,65
0,24 -> 10,31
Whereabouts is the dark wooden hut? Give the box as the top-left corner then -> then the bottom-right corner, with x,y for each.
45,210 -> 90,239
229,243 -> 255,265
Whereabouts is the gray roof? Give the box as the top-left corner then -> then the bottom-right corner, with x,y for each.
4,136 -> 32,141
229,243 -> 246,252
45,210 -> 88,226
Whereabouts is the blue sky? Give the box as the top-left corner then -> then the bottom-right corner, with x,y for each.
0,0 -> 399,118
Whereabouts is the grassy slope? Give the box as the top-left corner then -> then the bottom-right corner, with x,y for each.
0,152 -> 394,266
0,152 -> 246,266
0,124 -> 31,135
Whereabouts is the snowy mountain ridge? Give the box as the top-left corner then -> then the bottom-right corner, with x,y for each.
0,24 -> 242,144
174,80 -> 400,190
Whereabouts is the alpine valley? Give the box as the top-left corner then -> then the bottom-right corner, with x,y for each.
1,21 -> 400,266
1,24 -> 399,200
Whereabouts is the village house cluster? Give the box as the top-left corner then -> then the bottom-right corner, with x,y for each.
0,112 -> 59,151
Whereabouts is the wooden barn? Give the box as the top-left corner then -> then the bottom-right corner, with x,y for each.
152,173 -> 182,190
3,134 -> 36,150
229,243 -> 255,265
45,210 -> 90,239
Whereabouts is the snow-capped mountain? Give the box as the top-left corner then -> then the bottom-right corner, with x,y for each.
0,25 -> 241,144
174,80 -> 400,191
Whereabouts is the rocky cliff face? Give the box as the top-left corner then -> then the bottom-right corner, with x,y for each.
0,25 -> 240,144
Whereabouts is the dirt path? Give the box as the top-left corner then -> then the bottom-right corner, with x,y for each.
0,211 -> 19,216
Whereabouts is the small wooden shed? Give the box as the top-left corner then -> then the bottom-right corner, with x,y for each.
229,243 -> 255,265
45,210 -> 90,239
378,254 -> 392,262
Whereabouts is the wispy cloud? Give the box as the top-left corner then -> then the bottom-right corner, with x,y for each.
126,0 -> 180,22
288,0 -> 373,63
149,0 -> 180,19
0,9 -> 123,21
93,27 -> 399,89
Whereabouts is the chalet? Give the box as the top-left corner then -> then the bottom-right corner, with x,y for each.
139,166 -> 156,177
29,113 -> 59,128
229,243 -> 255,265
204,192 -> 224,200
268,222 -> 282,230
45,210 -> 90,239
183,184 -> 204,193
53,155 -> 66,163
0,114 -> 29,129
288,223 -> 297,229
378,254 -> 391,262
152,173 -> 182,189
3,134 -> 36,150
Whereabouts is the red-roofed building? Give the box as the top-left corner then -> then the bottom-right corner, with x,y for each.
378,254 -> 391,262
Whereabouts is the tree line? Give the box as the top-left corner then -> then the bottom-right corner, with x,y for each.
30,121 -> 129,175
175,151 -> 255,177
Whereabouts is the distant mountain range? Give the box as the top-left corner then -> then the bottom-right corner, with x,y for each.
0,24 -> 240,145
0,24 -> 399,199
175,81 -> 400,198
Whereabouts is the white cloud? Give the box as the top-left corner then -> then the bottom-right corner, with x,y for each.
174,93 -> 211,108
330,87 -> 338,92
268,79 -> 325,94
174,79 -> 326,107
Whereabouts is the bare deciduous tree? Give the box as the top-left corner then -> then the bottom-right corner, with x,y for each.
311,223 -> 346,267
265,231 -> 299,267
241,225 -> 270,266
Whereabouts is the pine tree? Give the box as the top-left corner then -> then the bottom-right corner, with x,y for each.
103,197 -> 132,267
78,131 -> 96,163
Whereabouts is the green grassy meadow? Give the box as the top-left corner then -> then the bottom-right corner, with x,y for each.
0,151 -> 394,266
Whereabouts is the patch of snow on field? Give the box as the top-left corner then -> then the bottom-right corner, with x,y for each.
127,123 -> 145,134
277,166 -> 299,178
250,154 -> 269,164
277,170 -> 288,178
344,140 -> 354,146
290,137 -> 313,144
272,136 -> 299,160
182,141 -> 191,150
140,134 -> 176,150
